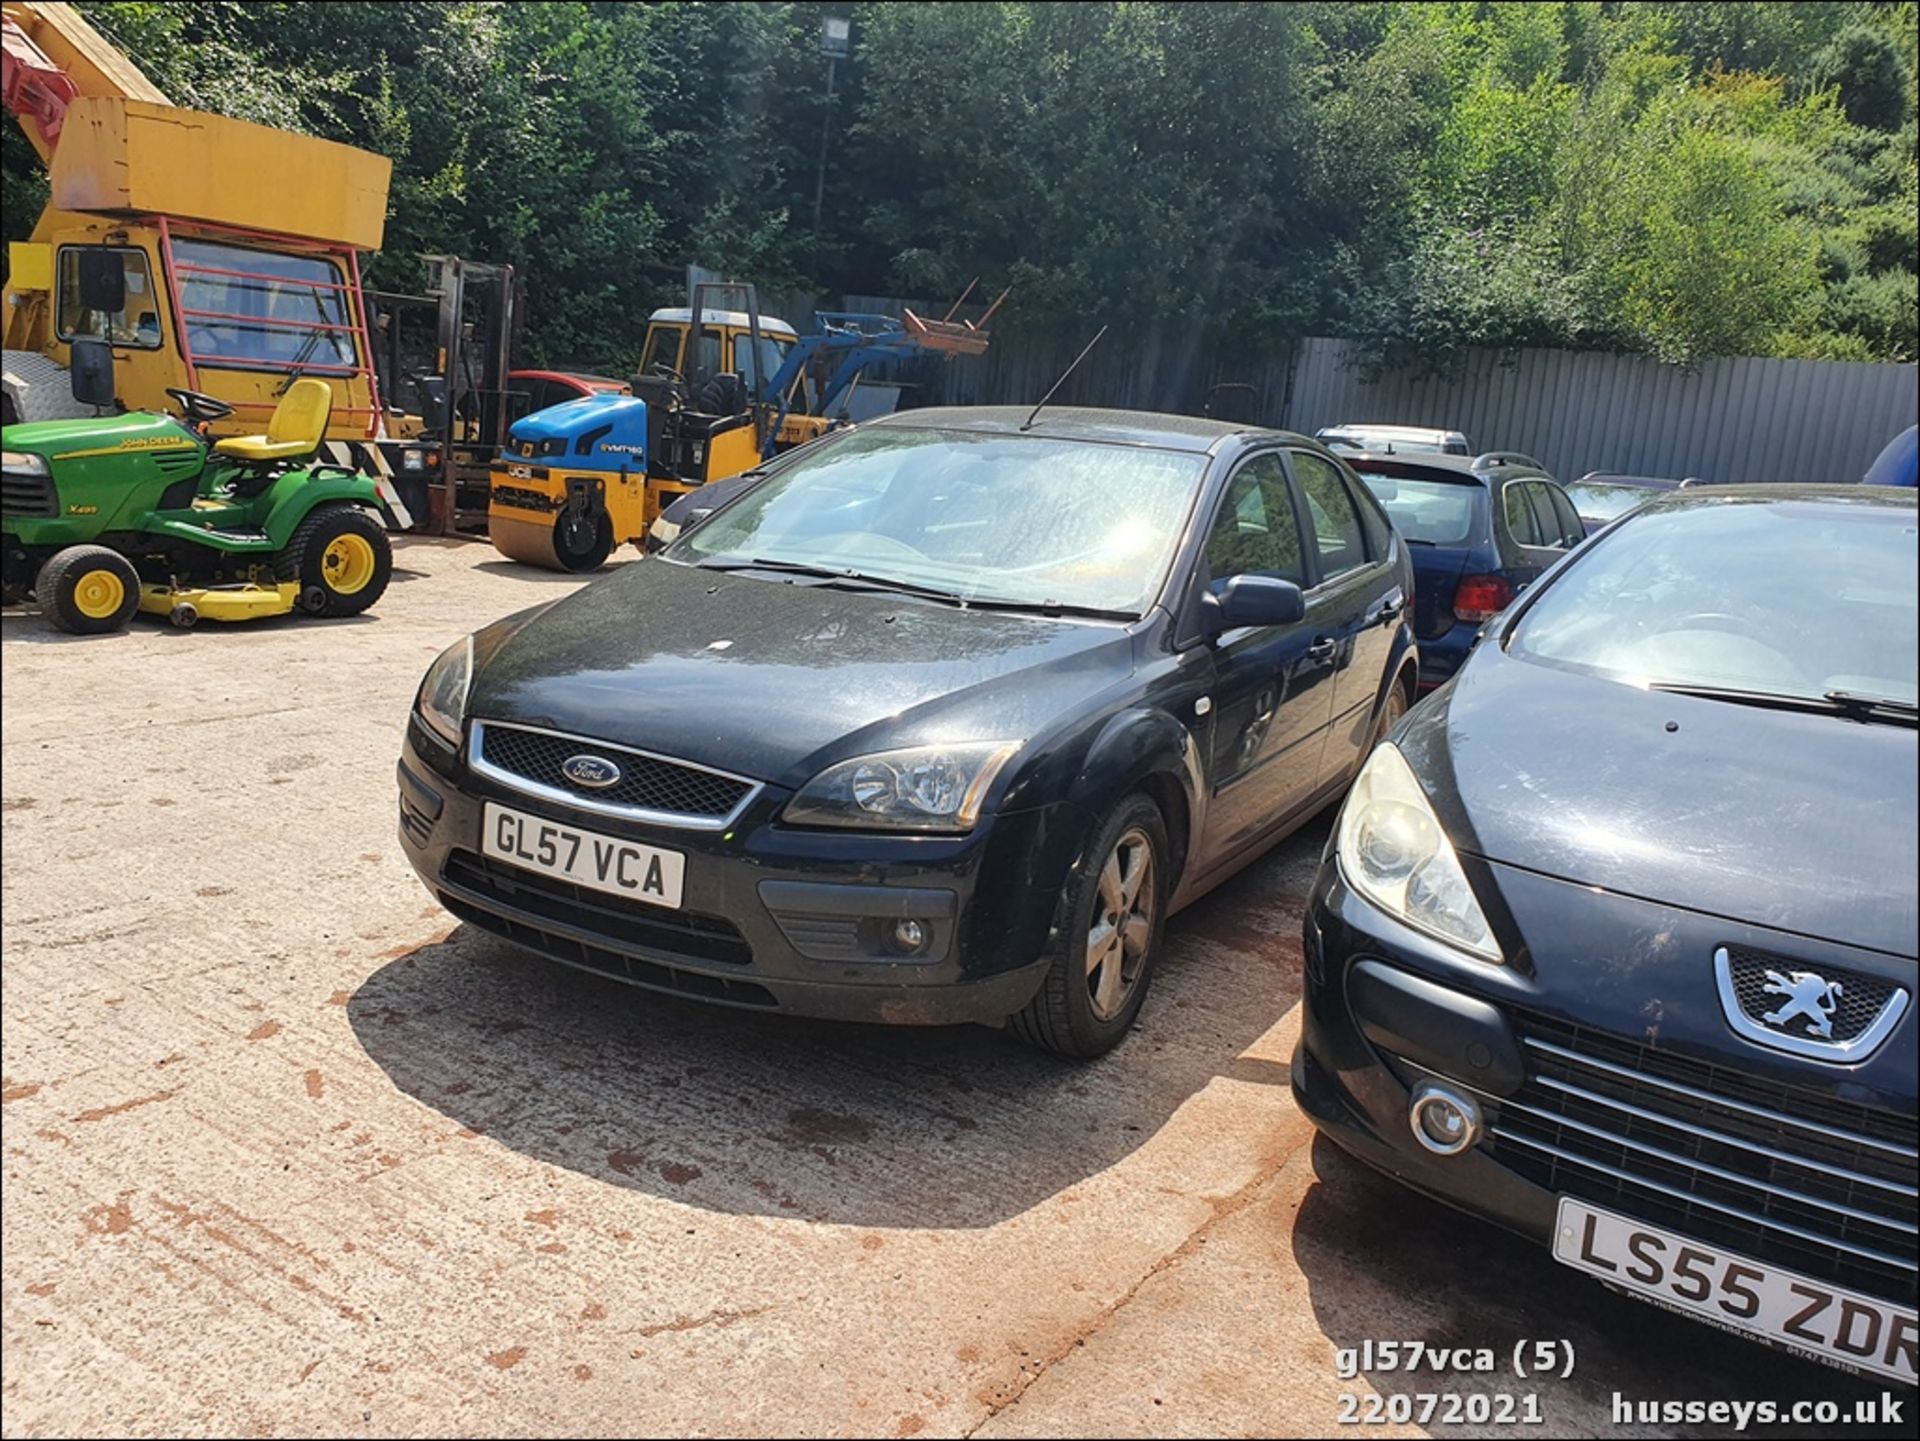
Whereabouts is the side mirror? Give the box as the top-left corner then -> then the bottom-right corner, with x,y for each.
68,339 -> 117,409
1207,575 -> 1306,634
75,249 -> 126,314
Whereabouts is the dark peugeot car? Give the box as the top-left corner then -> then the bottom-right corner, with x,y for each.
1295,486 -> 1917,1382
400,408 -> 1416,1057
1350,452 -> 1586,690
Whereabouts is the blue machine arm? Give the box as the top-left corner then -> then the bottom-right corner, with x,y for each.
757,312 -> 943,460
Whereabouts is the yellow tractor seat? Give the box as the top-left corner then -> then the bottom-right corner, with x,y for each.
212,379 -> 334,463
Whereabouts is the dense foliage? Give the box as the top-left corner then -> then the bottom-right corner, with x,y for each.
3,1 -> 1914,369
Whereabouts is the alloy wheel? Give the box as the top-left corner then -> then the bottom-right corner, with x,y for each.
1086,826 -> 1155,1022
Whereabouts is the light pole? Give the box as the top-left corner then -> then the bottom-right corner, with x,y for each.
812,14 -> 851,234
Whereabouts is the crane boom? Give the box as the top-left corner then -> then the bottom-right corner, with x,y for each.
2,0 -> 166,163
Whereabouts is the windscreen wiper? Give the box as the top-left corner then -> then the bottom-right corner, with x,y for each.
946,596 -> 1139,621
1647,682 -> 1918,726
1824,689 -> 1919,724
693,556 -> 973,604
691,558 -> 1136,619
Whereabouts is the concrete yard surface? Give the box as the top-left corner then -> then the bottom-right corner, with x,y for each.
1,538 -> 1893,1437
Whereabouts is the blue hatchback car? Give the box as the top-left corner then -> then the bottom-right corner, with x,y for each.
1349,453 -> 1586,690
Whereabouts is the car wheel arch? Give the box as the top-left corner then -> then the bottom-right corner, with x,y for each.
1065,706 -> 1204,888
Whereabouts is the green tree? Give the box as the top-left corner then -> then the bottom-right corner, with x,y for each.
1812,22 -> 1914,129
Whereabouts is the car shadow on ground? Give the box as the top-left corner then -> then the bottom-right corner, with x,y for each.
348,817 -> 1329,1230
1291,1134 -> 1890,1428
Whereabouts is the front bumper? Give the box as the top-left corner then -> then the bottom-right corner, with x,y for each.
1294,850 -> 1918,1315
397,723 -> 1076,1026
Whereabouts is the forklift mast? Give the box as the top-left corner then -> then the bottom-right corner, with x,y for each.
365,256 -> 524,533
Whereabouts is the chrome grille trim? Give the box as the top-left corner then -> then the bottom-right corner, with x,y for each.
1529,1072 -> 1917,1201
1523,1036 -> 1917,1161
1713,945 -> 1909,1063
1489,1128 -> 1918,1273
1494,1093 -> 1913,1235
467,720 -> 762,831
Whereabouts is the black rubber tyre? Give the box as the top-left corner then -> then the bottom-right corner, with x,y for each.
694,372 -> 746,416
34,545 -> 140,635
1008,791 -> 1170,1060
552,501 -> 614,572
275,504 -> 392,616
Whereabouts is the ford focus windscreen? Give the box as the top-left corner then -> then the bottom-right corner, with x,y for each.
667,427 -> 1208,615
1509,496 -> 1919,708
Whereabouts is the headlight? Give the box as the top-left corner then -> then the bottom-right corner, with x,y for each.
401,448 -> 426,472
414,636 -> 473,748
1336,743 -> 1501,961
2,451 -> 49,475
784,741 -> 1020,831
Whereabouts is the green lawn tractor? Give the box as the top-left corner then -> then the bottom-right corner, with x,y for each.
1,343 -> 392,635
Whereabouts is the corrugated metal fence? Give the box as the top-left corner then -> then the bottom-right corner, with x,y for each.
1278,339 -> 1917,484
682,269 -> 1916,482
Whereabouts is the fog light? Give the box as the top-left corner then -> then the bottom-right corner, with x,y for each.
1408,1081 -> 1481,1156
890,919 -> 927,954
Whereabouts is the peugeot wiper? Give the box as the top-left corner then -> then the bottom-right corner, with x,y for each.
1646,682 -> 1918,726
1824,689 -> 1919,724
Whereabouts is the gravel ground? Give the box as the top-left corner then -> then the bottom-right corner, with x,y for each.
1,537 -> 1891,1437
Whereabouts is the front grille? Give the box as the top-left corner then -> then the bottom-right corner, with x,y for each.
1488,1015 -> 1917,1307
1724,946 -> 1898,1044
443,850 -> 751,966
474,722 -> 755,824
2,470 -> 58,518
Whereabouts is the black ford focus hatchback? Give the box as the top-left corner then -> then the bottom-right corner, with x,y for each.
1295,485 -> 1917,1381
399,408 -> 1415,1057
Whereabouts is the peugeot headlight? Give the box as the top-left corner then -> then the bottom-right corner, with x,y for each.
2,451 -> 49,475
414,636 -> 473,748
784,742 -> 1020,832
1336,743 -> 1501,961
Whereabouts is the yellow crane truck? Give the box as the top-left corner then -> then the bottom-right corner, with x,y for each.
0,1 -> 438,518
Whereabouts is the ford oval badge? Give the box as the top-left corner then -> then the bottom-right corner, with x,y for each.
561,754 -> 622,790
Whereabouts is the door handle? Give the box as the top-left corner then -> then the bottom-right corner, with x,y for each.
1306,637 -> 1338,661
1377,599 -> 1403,625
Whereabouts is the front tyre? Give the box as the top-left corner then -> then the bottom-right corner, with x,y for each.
1008,792 -> 1169,1059
35,545 -> 141,635
276,505 -> 392,616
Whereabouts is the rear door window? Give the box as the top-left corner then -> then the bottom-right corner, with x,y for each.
1503,481 -> 1546,546
1545,484 -> 1586,546
1523,483 -> 1567,549
1292,451 -> 1370,582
